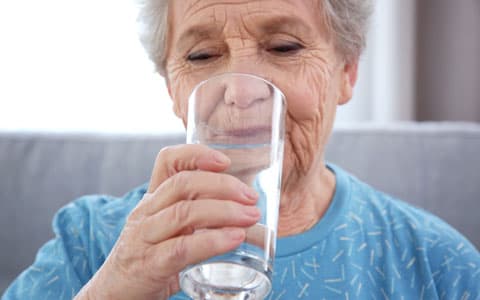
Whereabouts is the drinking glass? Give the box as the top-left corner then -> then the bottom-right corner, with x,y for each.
179,73 -> 286,300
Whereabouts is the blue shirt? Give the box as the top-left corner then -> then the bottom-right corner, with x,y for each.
3,164 -> 480,299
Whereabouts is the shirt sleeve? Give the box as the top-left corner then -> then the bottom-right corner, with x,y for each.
426,221 -> 480,299
2,200 -> 95,300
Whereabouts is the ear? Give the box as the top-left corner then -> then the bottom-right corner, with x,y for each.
338,59 -> 359,105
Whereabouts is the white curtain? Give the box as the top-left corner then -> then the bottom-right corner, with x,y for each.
335,0 -> 417,124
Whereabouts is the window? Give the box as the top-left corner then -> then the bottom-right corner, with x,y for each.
0,0 -> 416,134
0,0 -> 184,134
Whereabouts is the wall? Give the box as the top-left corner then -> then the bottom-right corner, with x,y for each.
416,0 -> 480,122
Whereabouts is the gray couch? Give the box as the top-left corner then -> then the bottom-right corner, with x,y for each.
1,123 -> 479,294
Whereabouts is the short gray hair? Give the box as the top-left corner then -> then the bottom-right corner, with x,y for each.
136,0 -> 373,76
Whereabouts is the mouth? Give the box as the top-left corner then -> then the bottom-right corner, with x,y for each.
221,126 -> 271,137
207,125 -> 271,145
196,120 -> 273,145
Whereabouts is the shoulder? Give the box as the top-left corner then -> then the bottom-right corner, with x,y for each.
54,183 -> 147,229
2,185 -> 148,300
52,183 -> 147,271
336,166 -> 480,294
342,166 -> 478,252
334,164 -> 472,242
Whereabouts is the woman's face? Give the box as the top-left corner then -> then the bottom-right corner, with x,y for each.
165,0 -> 357,179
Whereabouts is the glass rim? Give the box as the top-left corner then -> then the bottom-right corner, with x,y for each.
189,72 -> 287,106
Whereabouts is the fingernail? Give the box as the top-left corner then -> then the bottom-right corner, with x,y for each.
212,151 -> 230,165
244,206 -> 261,218
225,228 -> 245,241
243,186 -> 259,201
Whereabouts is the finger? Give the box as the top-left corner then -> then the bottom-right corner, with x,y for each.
245,223 -> 273,254
148,144 -> 231,193
142,200 -> 261,244
142,170 -> 258,216
149,227 -> 246,277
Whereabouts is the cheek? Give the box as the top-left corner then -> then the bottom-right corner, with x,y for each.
168,69 -> 201,123
281,62 -> 332,122
273,56 -> 339,174
168,59 -> 229,124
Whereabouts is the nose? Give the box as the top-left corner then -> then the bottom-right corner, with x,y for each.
223,75 -> 271,108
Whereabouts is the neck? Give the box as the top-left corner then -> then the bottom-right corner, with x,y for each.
277,162 -> 336,237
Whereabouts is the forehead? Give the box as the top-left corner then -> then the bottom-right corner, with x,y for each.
174,0 -> 321,16
170,0 -> 325,36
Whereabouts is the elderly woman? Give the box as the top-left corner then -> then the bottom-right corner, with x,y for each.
3,0 -> 480,299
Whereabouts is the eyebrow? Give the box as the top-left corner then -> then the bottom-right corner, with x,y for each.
257,16 -> 313,36
176,15 -> 314,52
176,23 -> 223,53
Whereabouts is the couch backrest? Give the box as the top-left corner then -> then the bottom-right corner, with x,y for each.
1,122 -> 479,292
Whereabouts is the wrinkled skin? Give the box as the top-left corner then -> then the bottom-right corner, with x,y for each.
75,1 -> 358,299
166,0 -> 358,236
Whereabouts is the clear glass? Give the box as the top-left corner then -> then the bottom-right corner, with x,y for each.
180,73 -> 286,300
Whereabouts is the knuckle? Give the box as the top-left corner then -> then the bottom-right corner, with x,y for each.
159,146 -> 194,176
126,193 -> 153,221
155,146 -> 174,170
157,146 -> 175,162
125,211 -> 138,224
171,171 -> 190,192
172,235 -> 188,261
170,156 -> 186,176
172,200 -> 192,226
126,206 -> 144,223
157,145 -> 186,169
173,171 -> 201,200
216,173 -> 240,191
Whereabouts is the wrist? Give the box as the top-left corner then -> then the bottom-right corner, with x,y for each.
74,262 -> 120,300
73,280 -> 96,300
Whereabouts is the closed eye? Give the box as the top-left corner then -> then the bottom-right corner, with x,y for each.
187,52 -> 214,61
268,42 -> 304,55
186,49 -> 223,63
